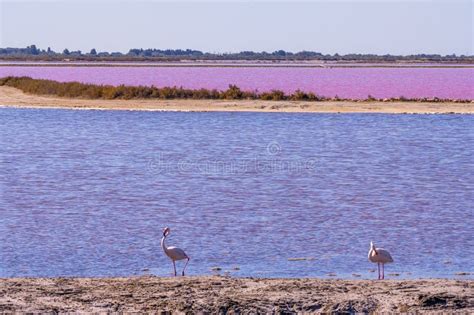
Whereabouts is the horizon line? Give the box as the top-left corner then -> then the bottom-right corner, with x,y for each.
1,45 -> 473,58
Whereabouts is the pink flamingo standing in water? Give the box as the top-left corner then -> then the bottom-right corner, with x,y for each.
161,227 -> 190,276
368,241 -> 394,279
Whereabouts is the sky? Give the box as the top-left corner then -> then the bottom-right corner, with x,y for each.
0,0 -> 472,55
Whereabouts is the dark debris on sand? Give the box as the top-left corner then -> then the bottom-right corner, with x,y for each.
0,276 -> 472,314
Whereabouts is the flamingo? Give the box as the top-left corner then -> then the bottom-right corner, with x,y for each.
161,227 -> 190,276
368,241 -> 393,280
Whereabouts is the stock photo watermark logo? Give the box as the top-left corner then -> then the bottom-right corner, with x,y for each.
148,142 -> 317,176
266,141 -> 281,156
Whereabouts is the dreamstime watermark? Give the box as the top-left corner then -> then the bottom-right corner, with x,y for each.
147,142 -> 317,176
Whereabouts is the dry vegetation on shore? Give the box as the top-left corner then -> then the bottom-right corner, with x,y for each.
1,76 -> 472,103
0,277 -> 472,313
1,84 -> 473,114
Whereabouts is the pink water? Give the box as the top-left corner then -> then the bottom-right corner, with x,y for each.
1,66 -> 473,99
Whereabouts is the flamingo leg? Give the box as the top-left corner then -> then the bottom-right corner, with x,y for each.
377,263 -> 381,280
182,257 -> 190,276
173,260 -> 177,276
382,263 -> 385,280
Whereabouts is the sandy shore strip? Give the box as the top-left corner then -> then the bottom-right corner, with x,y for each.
1,86 -> 473,114
0,276 -> 472,313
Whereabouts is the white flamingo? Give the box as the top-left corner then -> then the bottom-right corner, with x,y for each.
161,227 -> 190,276
368,241 -> 393,280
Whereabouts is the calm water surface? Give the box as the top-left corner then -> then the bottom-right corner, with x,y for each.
0,108 -> 473,278
1,66 -> 473,99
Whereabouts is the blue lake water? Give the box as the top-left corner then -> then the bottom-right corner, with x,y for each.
0,108 -> 473,279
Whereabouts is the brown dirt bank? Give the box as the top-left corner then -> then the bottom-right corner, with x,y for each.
1,62 -> 473,68
0,277 -> 472,313
1,86 -> 473,114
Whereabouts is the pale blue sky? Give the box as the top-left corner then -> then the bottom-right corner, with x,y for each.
1,0 -> 472,55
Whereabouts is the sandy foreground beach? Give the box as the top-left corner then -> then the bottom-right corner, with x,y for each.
0,276 -> 472,313
0,86 -> 473,114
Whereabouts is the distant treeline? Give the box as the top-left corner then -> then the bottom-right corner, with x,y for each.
1,76 -> 471,103
0,45 -> 472,63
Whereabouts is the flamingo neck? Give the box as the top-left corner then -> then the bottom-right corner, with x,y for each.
161,235 -> 169,254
